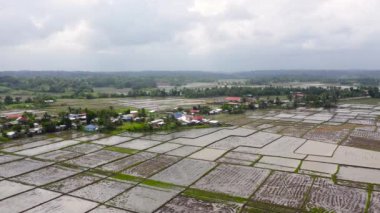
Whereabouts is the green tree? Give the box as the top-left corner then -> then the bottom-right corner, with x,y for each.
4,96 -> 13,105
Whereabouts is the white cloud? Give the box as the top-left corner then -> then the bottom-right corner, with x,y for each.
17,20 -> 95,53
1,0 -> 380,70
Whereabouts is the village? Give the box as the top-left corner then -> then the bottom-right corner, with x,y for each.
0,93 -> 314,141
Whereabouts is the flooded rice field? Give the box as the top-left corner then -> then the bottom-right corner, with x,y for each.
2,103 -> 380,212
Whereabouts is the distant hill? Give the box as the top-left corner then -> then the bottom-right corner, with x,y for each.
1,70 -> 380,79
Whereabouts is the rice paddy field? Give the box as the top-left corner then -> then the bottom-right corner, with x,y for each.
2,103 -> 380,212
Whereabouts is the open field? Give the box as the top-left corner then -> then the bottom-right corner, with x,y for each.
43,97 -> 210,113
2,103 -> 380,212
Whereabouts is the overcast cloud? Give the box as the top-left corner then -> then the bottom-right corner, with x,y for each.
0,0 -> 379,71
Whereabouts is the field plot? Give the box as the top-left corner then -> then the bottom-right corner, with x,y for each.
263,125 -> 287,133
306,178 -> 367,213
107,185 -> 182,212
16,140 -> 80,156
0,180 -> 34,200
92,135 -> 132,145
337,166 -> 380,184
0,158 -> 52,178
169,128 -> 255,147
356,125 -> 377,131
0,188 -> 60,213
299,161 -> 337,177
101,152 -> 156,172
26,195 -> 97,213
0,154 -> 23,164
118,132 -> 145,138
307,146 -> 380,169
209,131 -> 281,150
44,173 -> 103,193
173,128 -> 223,138
342,129 -> 380,151
254,156 -> 300,172
66,150 -> 127,168
235,136 -> 306,159
141,134 -> 176,142
305,113 -> 333,121
12,165 -> 80,186
295,140 -> 337,156
75,134 -> 106,142
156,195 -> 242,213
193,164 -> 270,198
280,124 -> 314,137
165,145 -> 202,157
123,155 -> 180,177
147,142 -> 182,153
151,158 -> 216,186
217,151 -> 260,166
116,139 -> 161,150
117,97 -> 206,111
36,150 -> 82,161
252,172 -> 312,208
243,119 -> 274,129
70,179 -> 133,202
2,137 -> 63,152
189,148 -> 227,161
369,192 -> 380,213
63,143 -> 104,154
0,136 -> 49,149
302,124 -> 351,144
348,119 -> 376,125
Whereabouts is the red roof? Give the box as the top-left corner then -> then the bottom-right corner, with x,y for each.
5,113 -> 23,119
225,97 -> 241,101
193,116 -> 204,121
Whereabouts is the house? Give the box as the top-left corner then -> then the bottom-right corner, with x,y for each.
130,111 -> 138,117
209,120 -> 220,126
122,114 -> 134,121
29,127 -> 43,134
225,97 -> 242,103
6,131 -> 17,138
291,92 -> 305,99
84,124 -> 98,132
209,108 -> 222,114
173,112 -> 184,119
4,113 -> 23,120
68,113 -> 86,121
149,119 -> 165,128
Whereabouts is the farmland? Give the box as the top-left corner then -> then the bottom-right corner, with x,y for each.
2,103 -> 380,212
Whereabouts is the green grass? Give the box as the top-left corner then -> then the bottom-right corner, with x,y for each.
104,146 -> 139,154
183,188 -> 247,204
0,136 -> 10,143
141,179 -> 182,189
294,160 -> 303,173
111,173 -> 144,183
365,184 -> 374,213
331,165 -> 340,184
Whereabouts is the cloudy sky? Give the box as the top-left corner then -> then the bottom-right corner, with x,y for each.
1,0 -> 380,71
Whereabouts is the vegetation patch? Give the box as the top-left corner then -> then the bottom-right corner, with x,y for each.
183,188 -> 247,204
104,146 -> 139,155
141,179 -> 182,190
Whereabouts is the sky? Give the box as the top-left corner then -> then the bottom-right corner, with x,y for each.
0,0 -> 380,71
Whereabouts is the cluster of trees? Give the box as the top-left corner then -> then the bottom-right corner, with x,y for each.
0,95 -> 55,109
